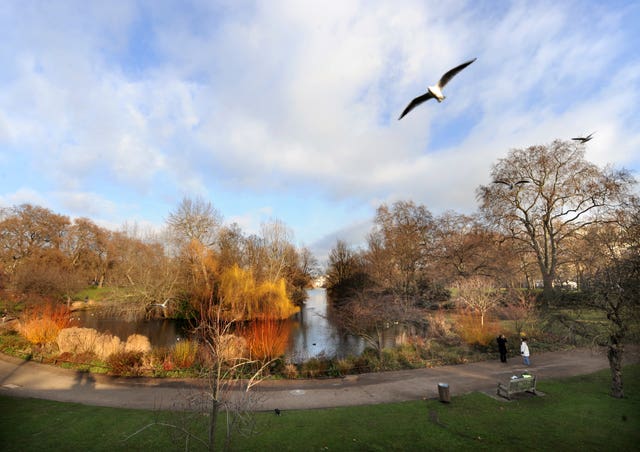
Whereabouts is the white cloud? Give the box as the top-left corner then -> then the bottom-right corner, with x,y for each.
0,0 -> 638,257
53,191 -> 119,218
0,188 -> 47,208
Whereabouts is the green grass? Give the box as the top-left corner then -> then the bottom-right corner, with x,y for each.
1,365 -> 639,451
73,286 -> 123,302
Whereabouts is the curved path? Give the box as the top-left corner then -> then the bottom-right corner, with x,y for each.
1,347 -> 638,412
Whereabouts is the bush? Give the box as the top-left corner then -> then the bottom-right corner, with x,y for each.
396,343 -> 425,368
244,320 -> 290,361
454,311 -> 501,346
17,303 -> 70,345
300,357 -> 330,378
0,329 -> 32,358
171,339 -> 199,369
426,310 -> 456,339
330,358 -> 354,376
57,327 -> 122,360
217,334 -> 248,361
106,351 -> 143,376
125,334 -> 151,354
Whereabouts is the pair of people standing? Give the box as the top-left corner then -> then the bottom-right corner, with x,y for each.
496,334 -> 531,366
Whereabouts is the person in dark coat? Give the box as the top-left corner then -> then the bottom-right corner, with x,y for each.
497,334 -> 508,363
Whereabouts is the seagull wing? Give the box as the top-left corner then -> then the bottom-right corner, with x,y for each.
572,132 -> 595,142
398,92 -> 435,119
514,180 -> 530,185
493,180 -> 511,186
437,58 -> 477,89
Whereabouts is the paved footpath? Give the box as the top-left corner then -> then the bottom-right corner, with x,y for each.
1,347 -> 638,412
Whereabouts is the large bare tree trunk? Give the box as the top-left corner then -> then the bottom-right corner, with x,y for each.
542,272 -> 555,302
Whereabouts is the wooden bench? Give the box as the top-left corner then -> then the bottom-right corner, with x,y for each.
497,375 -> 537,400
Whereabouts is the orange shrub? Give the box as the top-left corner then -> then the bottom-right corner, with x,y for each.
244,320 -> 291,361
453,310 -> 501,346
18,303 -> 70,345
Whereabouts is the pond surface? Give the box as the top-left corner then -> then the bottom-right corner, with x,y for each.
75,288 -> 364,362
285,288 -> 364,362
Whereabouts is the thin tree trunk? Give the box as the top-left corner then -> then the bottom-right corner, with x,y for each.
209,399 -> 220,451
607,343 -> 624,398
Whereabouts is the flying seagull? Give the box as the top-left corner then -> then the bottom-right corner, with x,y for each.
150,299 -> 171,309
398,58 -> 477,120
493,179 -> 530,190
571,132 -> 595,143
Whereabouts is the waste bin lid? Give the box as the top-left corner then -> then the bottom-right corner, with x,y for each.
438,383 -> 449,388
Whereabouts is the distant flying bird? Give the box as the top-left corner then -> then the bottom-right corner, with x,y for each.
493,179 -> 530,190
398,58 -> 477,120
571,132 -> 595,143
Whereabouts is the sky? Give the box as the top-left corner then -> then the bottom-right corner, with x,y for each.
1,0 -> 639,264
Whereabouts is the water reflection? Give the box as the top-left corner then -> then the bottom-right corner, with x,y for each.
75,288 -> 364,360
286,288 -> 364,363
74,312 -> 188,349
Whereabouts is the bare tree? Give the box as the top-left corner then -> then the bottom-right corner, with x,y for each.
64,217 -> 111,287
167,197 -> 222,249
325,240 -> 368,301
477,140 -> 635,300
561,202 -> 640,398
588,252 -> 639,398
454,276 -> 500,327
126,267 -> 275,451
336,291 -> 422,360
432,211 -> 519,285
367,201 -> 436,305
499,289 -> 538,337
192,296 -> 274,451
259,219 -> 293,283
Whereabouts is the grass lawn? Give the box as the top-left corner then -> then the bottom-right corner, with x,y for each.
1,365 -> 639,451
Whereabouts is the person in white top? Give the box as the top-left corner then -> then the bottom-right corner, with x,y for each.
520,338 -> 530,365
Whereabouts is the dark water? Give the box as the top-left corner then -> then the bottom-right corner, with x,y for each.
73,311 -> 189,349
75,288 -> 365,361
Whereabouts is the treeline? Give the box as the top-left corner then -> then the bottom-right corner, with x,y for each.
0,199 -> 318,319
325,203 -> 516,306
325,140 -> 639,308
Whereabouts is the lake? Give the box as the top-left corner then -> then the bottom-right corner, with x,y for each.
75,288 -> 365,363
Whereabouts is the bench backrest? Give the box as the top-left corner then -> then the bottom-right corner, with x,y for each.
509,377 -> 535,391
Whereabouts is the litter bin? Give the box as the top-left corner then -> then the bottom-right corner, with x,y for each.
437,383 -> 450,403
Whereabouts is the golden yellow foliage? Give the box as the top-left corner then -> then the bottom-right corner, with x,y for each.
218,264 -> 298,320
254,279 -> 299,320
